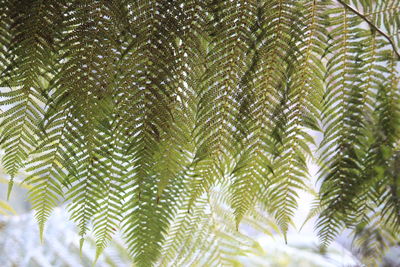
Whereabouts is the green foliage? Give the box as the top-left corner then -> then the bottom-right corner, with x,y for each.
0,0 -> 399,266
0,200 -> 16,215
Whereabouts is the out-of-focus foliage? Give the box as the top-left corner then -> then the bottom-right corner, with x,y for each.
0,207 -> 361,267
0,200 -> 15,215
0,208 -> 132,267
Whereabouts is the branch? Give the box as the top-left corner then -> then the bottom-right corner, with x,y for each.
337,0 -> 400,60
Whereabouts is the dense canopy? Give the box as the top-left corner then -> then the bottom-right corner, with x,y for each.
0,0 -> 399,266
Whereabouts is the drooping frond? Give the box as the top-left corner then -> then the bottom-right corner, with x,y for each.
117,1 -> 208,264
317,0 -> 400,247
0,0 -> 62,196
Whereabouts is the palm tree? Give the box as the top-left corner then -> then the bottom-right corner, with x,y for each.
0,0 -> 399,266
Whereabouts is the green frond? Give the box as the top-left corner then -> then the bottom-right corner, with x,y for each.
0,0 -> 62,185
317,1 -> 400,247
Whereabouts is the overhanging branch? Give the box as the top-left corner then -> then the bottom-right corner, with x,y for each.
337,0 -> 400,60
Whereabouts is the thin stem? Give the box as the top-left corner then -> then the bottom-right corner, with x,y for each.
337,0 -> 400,60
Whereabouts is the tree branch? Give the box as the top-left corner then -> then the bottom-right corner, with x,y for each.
337,0 -> 400,60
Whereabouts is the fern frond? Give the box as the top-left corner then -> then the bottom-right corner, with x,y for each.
317,5 -> 372,246
0,0 -> 62,195
53,0 -> 122,244
115,1 -> 206,265
317,1 -> 400,247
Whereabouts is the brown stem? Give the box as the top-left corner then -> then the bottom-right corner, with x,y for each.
337,0 -> 400,60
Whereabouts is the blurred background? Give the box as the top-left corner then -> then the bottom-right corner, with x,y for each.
2,165 -> 400,267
